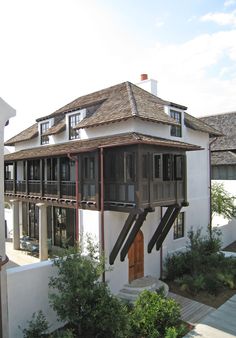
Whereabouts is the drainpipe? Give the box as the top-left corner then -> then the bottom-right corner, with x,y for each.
67,154 -> 79,243
160,207 -> 163,279
100,148 -> 105,283
209,137 -> 217,237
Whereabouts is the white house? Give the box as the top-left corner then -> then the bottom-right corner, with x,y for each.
4,76 -> 220,294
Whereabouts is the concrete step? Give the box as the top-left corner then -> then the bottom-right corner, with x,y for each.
118,276 -> 169,303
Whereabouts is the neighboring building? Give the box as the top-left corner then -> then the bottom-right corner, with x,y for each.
201,112 -> 236,244
4,77 -> 220,293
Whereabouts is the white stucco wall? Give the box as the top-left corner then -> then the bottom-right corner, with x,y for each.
104,209 -> 161,294
6,261 -> 62,338
0,98 -> 16,338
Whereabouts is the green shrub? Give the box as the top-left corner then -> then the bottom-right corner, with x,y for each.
49,237 -> 130,337
19,311 -> 49,338
205,273 -> 222,295
164,252 -> 190,281
130,290 -> 181,338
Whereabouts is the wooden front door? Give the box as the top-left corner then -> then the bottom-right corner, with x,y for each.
128,230 -> 144,283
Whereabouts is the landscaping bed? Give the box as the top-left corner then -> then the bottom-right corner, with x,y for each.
168,280 -> 236,308
164,229 -> 236,309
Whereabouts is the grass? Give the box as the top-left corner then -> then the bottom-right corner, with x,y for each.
168,280 -> 236,308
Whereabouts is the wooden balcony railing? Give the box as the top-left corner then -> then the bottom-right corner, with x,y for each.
4,180 -> 76,199
28,180 -> 41,195
5,180 -> 13,192
104,182 -> 135,203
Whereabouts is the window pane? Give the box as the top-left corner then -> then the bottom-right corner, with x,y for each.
163,154 -> 173,181
69,113 -> 80,140
153,154 -> 161,179
170,110 -> 182,137
125,153 -> 135,181
175,155 -> 183,180
173,212 -> 184,239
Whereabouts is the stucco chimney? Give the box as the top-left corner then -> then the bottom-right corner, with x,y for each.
137,74 -> 158,96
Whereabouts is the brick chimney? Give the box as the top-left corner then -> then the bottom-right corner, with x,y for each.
137,74 -> 158,96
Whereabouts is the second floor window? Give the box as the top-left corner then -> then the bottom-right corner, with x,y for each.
173,212 -> 184,239
40,122 -> 49,145
69,113 -> 80,140
170,110 -> 182,137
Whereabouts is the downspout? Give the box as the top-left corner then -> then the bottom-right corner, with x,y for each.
67,153 -> 79,243
100,147 -> 105,283
160,207 -> 163,279
209,137 -> 217,236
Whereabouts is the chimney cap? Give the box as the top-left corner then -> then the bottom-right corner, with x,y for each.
140,74 -> 148,81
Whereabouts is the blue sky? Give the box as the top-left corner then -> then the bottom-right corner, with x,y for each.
1,0 -> 236,140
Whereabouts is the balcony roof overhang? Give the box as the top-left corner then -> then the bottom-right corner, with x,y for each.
4,132 -> 202,162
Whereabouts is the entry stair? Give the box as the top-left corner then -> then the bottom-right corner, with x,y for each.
117,276 -> 169,303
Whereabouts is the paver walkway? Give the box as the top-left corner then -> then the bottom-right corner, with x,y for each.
5,241 -> 39,268
168,292 -> 215,324
184,295 -> 236,337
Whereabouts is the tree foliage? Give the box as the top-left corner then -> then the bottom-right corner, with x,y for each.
211,182 -> 236,220
49,237 -> 130,337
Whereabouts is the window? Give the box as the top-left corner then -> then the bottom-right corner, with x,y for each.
163,154 -> 173,181
83,156 -> 95,180
28,160 -> 40,180
69,113 -> 80,140
125,152 -> 135,182
40,122 -> 50,145
61,158 -> 70,181
174,155 -> 183,180
170,110 -> 182,137
153,154 -> 162,179
173,212 -> 184,239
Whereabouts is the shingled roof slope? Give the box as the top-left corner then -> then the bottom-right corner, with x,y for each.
4,132 -> 202,162
43,118 -> 66,136
201,112 -> 236,151
5,124 -> 38,146
37,82 -> 179,129
212,151 -> 236,166
185,113 -> 222,137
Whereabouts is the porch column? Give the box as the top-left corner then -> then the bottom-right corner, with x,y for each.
36,203 -> 48,261
10,199 -> 20,250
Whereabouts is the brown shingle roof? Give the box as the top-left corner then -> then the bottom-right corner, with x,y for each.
36,82 -> 179,128
4,132 -> 202,161
184,113 -> 222,137
43,118 -> 66,136
212,151 -> 236,166
201,112 -> 236,151
5,124 -> 38,146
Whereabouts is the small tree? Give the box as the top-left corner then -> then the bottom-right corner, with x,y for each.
49,237 -> 129,337
211,182 -> 236,220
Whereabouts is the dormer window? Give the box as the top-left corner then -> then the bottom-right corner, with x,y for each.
40,122 -> 49,145
69,113 -> 80,140
170,110 -> 182,137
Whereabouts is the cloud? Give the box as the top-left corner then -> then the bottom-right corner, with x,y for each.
224,0 -> 236,7
200,10 -> 236,26
142,30 -> 236,116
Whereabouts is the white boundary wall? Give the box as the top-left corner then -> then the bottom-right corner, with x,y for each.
6,261 -> 63,338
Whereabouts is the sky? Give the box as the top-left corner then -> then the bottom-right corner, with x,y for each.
1,0 -> 236,141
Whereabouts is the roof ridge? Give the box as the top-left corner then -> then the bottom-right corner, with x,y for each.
126,82 -> 138,116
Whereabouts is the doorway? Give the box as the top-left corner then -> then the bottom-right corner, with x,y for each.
128,230 -> 144,283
